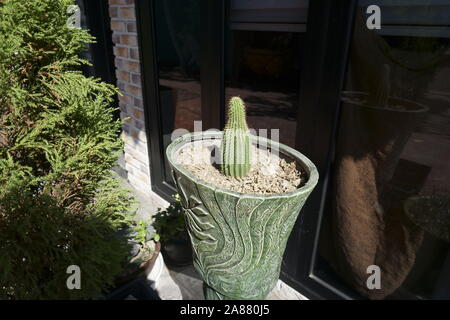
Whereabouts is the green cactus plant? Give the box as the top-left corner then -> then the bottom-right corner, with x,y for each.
220,97 -> 252,177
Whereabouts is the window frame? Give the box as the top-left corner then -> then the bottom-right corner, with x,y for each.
135,0 -> 360,299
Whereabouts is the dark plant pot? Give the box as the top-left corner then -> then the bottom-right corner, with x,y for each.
166,131 -> 318,300
161,235 -> 193,268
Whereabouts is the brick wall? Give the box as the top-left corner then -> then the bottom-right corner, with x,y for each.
108,0 -> 151,194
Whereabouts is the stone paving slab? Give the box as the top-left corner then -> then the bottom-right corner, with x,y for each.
151,255 -> 307,300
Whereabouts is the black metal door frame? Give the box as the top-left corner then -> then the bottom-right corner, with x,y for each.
281,0 -> 358,300
135,0 -> 358,299
135,0 -> 173,201
200,0 -> 226,130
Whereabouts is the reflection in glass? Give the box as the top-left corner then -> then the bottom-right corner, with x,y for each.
225,0 -> 308,148
317,1 -> 450,299
153,0 -> 201,183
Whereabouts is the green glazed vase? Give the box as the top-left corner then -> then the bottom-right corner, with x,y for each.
166,131 -> 318,300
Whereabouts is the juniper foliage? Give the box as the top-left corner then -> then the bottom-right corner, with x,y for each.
0,0 -> 135,299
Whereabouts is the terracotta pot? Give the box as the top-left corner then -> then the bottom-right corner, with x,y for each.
115,242 -> 161,288
243,47 -> 289,77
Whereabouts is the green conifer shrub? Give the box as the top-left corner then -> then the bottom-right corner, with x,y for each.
0,0 -> 136,299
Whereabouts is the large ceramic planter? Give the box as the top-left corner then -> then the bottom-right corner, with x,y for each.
166,131 -> 318,300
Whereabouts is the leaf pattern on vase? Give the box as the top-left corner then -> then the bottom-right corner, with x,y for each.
172,169 -> 312,300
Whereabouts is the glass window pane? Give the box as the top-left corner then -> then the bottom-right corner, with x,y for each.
153,0 -> 201,184
225,1 -> 309,148
316,1 -> 450,299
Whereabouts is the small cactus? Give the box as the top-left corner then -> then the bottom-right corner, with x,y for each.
220,97 -> 251,177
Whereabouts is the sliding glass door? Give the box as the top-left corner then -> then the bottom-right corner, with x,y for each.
315,0 -> 450,299
136,0 -> 450,299
136,0 -> 310,200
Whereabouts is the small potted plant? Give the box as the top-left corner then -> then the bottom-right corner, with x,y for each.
153,194 -> 193,267
114,219 -> 161,287
166,97 -> 318,300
